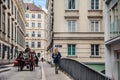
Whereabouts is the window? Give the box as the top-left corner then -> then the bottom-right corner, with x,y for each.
26,42 -> 29,46
32,14 -> 35,18
26,14 -> 29,18
8,17 -> 10,37
8,0 -> 10,8
38,42 -> 41,48
90,20 -> 100,32
68,44 -> 76,56
26,32 -> 29,37
11,21 -> 13,40
109,4 -> 119,39
31,42 -> 35,48
90,0 -> 99,10
32,31 -> 35,37
15,25 -> 16,41
67,20 -> 77,32
15,7 -> 16,19
67,0 -> 77,9
32,22 -> 35,27
2,10 -> 5,33
38,14 -> 41,18
11,1 -> 13,14
38,32 -> 41,37
37,53 -> 40,57
26,22 -> 29,27
38,23 -> 41,27
91,44 -> 99,56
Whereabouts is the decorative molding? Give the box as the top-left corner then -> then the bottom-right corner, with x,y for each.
88,16 -> 103,18
66,56 -> 78,58
88,10 -> 103,12
64,16 -> 79,19
53,37 -> 104,40
65,10 -> 79,12
54,32 -> 104,34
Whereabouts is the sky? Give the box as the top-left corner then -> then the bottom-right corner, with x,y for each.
24,0 -> 47,12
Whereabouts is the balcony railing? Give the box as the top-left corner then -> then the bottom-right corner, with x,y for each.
60,58 -> 111,80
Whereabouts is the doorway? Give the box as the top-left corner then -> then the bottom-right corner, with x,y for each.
116,52 -> 120,80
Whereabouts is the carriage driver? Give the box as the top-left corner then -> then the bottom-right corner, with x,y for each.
25,45 -> 31,53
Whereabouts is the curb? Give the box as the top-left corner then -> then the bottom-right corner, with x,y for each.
41,63 -> 46,80
0,68 -> 11,73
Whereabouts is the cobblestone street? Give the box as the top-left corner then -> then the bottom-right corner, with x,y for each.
0,64 -> 42,80
0,62 -> 73,80
41,62 -> 73,80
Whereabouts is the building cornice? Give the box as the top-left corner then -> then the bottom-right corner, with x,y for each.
64,16 -> 79,19
53,37 -> 104,40
54,32 -> 104,34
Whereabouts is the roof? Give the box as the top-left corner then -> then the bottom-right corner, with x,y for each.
24,3 -> 45,13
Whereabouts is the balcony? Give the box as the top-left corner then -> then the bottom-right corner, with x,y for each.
65,10 -> 79,19
88,10 -> 103,18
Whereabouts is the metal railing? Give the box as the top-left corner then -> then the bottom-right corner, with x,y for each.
60,58 -> 111,80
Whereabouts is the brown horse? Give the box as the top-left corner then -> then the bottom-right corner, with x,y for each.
28,52 -> 35,70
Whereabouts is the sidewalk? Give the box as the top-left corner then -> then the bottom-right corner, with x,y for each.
0,64 -> 12,73
41,62 -> 73,80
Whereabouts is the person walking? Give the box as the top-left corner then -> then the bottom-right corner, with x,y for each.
52,48 -> 61,74
35,55 -> 39,66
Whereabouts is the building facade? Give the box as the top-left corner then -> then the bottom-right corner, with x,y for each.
46,0 -> 105,70
24,2 -> 47,59
46,0 -> 54,61
0,0 -> 26,64
104,0 -> 120,80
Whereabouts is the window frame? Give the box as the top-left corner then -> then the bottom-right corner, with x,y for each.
38,23 -> 41,27
38,32 -> 41,37
67,20 -> 77,32
66,0 -> 77,10
26,32 -> 29,37
32,31 -> 35,37
38,14 -> 41,18
32,14 -> 35,18
90,20 -> 100,32
32,22 -> 35,27
37,42 -> 41,48
91,44 -> 100,56
31,42 -> 35,48
67,44 -> 76,56
26,22 -> 29,27
90,0 -> 100,10
26,14 -> 29,18
26,42 -> 29,46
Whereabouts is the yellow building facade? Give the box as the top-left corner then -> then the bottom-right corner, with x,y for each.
0,0 -> 26,64
24,2 -> 47,59
46,0 -> 105,65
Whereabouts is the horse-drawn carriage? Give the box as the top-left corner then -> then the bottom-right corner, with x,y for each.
17,51 -> 35,71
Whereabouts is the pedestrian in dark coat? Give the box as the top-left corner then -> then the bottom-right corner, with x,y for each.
52,48 -> 61,74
